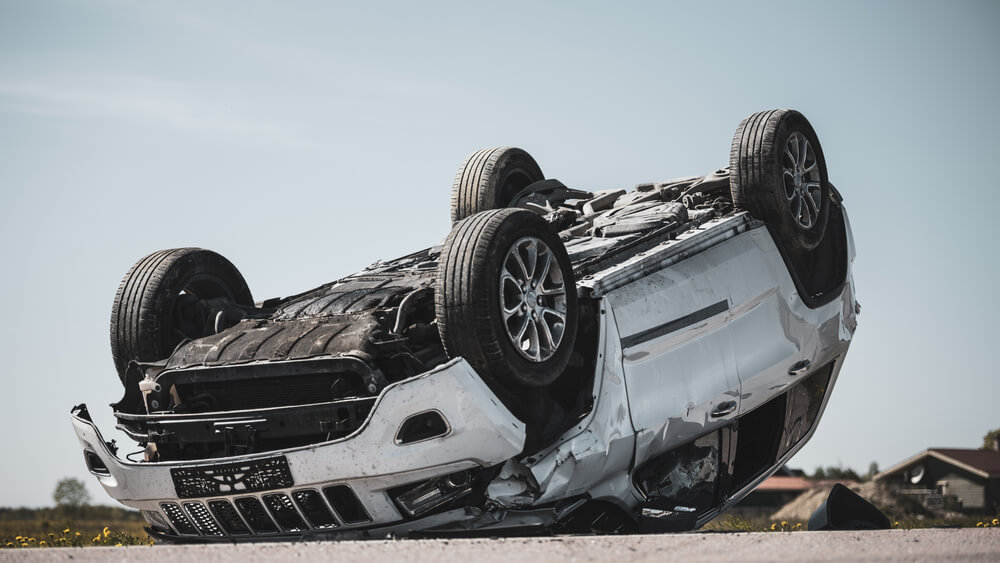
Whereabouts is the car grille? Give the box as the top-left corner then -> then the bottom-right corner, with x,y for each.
208,500 -> 250,535
323,484 -> 372,524
182,502 -> 224,536
293,489 -> 338,528
233,497 -> 278,533
262,493 -> 307,531
157,484 -> 371,538
160,501 -> 198,535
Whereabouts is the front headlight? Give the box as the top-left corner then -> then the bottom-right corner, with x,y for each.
391,469 -> 475,517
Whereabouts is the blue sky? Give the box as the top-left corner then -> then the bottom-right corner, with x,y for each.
1,0 -> 998,507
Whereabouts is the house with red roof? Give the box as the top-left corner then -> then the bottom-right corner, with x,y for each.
729,468 -> 817,517
873,448 -> 1000,513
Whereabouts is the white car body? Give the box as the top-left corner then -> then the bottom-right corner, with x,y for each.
72,206 -> 857,539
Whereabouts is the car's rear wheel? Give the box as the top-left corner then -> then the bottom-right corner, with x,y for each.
730,109 -> 830,251
450,147 -> 544,223
110,248 -> 253,383
436,208 -> 578,388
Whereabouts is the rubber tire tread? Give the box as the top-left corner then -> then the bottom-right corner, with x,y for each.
729,109 -> 830,251
110,248 -> 253,383
450,147 -> 544,223
436,208 -> 578,388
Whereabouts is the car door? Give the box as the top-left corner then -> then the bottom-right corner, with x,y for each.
604,238 -> 744,466
725,227 -> 814,415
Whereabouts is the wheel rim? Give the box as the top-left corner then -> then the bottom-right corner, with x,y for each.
499,236 -> 568,362
781,131 -> 823,229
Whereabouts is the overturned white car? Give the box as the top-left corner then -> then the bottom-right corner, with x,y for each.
72,109 -> 857,540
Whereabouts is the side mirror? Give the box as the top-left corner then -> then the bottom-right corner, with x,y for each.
808,483 -> 890,530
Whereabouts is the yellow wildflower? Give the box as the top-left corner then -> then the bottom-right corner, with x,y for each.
977,521 -> 984,527
993,518 -> 999,526
63,528 -> 70,533
770,523 -> 777,530
39,541 -> 47,547
14,536 -> 21,541
93,535 -> 101,543
75,532 -> 81,537
794,523 -> 802,529
116,543 -> 123,547
103,526 -> 111,538
20,543 -> 27,548
5,542 -> 12,547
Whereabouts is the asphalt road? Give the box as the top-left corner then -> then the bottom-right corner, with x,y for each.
3,529 -> 998,562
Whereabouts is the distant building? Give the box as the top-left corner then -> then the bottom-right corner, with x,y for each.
873,448 -> 1000,513
730,467 -> 813,516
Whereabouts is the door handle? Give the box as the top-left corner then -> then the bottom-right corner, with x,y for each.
710,400 -> 737,418
788,359 -> 812,376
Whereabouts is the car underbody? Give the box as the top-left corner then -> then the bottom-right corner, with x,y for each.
73,109 -> 858,541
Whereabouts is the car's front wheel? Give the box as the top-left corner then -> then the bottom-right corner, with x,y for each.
436,208 -> 578,388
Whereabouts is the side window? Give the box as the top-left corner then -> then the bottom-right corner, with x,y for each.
728,361 -> 836,495
777,362 -> 834,459
633,432 -> 720,515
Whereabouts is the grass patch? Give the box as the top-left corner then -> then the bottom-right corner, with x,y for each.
701,514 -> 805,532
1,525 -> 152,549
0,506 -> 152,548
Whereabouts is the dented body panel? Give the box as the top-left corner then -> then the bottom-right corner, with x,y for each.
490,304 -> 636,509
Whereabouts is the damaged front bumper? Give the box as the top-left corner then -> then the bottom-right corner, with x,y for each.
71,358 -> 528,540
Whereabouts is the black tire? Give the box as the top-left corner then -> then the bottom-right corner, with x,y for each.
110,248 -> 253,383
436,208 -> 578,388
450,147 -> 544,223
730,109 -> 830,251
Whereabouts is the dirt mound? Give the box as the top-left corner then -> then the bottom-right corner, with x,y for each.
770,485 -> 833,522
770,481 -> 930,522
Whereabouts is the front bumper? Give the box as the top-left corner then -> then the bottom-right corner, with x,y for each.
71,358 -> 526,540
